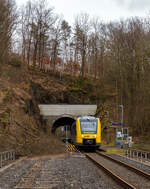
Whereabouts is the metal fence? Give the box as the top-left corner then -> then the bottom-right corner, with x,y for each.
125,149 -> 150,162
0,150 -> 16,168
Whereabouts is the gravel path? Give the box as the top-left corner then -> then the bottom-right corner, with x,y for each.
90,153 -> 150,189
0,153 -> 121,189
0,159 -> 36,189
109,154 -> 150,174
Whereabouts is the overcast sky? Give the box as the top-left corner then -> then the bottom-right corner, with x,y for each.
16,0 -> 150,24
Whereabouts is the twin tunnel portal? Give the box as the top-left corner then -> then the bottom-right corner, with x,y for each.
38,105 -> 97,137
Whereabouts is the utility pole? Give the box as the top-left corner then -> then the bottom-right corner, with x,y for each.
119,105 -> 124,127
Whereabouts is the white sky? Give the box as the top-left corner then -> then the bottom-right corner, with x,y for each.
16,0 -> 150,24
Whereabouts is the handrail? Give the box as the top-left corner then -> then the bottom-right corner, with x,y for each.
125,149 -> 150,162
0,150 -> 16,168
127,148 -> 150,154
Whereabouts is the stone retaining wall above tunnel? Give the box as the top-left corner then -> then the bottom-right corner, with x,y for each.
38,104 -> 97,117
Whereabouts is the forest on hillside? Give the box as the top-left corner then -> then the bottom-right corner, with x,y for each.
1,0 -> 150,139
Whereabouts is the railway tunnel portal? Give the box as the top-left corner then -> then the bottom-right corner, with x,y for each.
38,104 -> 97,135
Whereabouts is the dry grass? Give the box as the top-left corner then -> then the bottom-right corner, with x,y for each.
21,133 -> 66,157
102,143 -> 126,155
132,143 -> 150,152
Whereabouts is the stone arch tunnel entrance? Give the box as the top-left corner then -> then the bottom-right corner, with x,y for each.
52,117 -> 75,133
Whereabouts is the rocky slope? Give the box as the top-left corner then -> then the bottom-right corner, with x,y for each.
0,63 -> 111,156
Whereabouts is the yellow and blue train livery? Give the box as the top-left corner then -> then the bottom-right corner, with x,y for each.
71,116 -> 101,149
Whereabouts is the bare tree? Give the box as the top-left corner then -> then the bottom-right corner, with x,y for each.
20,0 -> 56,70
50,18 -> 62,72
61,20 -> 71,71
0,0 -> 17,68
74,13 -> 90,78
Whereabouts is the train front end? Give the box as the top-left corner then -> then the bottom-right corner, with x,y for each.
75,116 -> 101,149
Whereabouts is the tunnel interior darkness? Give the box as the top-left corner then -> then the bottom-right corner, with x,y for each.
51,117 -> 75,133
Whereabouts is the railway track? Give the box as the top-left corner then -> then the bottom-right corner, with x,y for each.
85,151 -> 150,189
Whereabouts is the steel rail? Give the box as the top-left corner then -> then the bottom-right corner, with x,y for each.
85,153 -> 136,189
96,151 -> 150,180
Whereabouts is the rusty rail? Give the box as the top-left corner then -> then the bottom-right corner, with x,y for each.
85,153 -> 136,189
96,151 -> 150,180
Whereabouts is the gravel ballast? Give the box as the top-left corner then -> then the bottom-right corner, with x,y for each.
0,159 -> 36,189
0,153 -> 121,189
109,154 -> 150,174
91,153 -> 150,189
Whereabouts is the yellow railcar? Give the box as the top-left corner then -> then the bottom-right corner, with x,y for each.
71,116 -> 101,149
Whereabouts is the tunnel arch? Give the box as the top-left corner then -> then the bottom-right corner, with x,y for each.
51,116 -> 75,133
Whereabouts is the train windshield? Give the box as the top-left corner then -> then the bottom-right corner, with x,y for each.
80,120 -> 97,134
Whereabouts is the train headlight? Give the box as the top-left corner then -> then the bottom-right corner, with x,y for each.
82,135 -> 84,137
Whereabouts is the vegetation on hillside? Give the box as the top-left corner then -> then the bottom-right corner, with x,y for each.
17,0 -> 150,140
18,0 -> 150,139
0,61 -> 110,155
